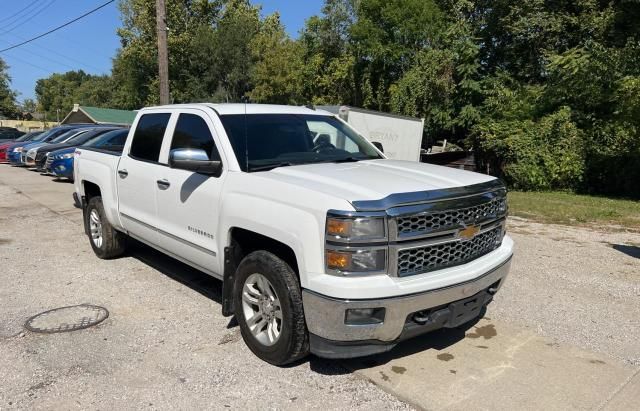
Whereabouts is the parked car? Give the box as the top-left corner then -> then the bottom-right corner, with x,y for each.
74,104 -> 513,365
0,127 -> 25,143
0,131 -> 42,163
32,127 -> 123,172
17,124 -> 110,166
46,128 -> 129,180
9,126 -> 87,166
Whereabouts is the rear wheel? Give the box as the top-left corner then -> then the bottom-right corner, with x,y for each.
234,250 -> 309,365
85,196 -> 126,259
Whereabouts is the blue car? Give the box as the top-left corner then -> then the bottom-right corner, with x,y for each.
47,128 -> 129,181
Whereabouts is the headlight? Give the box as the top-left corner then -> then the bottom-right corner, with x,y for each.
326,215 -> 386,242
59,153 -> 74,159
325,211 -> 388,276
326,247 -> 387,275
14,147 -> 23,153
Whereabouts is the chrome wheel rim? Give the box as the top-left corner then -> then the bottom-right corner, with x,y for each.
89,209 -> 103,248
241,273 -> 282,346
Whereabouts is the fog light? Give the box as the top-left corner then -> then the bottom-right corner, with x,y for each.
345,307 -> 385,325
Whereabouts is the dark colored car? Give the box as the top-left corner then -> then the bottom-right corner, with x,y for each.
33,127 -> 123,172
0,128 -> 25,143
46,128 -> 129,180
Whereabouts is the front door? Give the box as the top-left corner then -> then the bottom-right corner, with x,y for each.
154,110 -> 226,277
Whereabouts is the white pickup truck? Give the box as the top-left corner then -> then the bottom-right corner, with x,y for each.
74,104 -> 513,365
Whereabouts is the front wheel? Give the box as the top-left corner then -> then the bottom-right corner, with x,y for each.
234,250 -> 309,365
85,196 -> 126,259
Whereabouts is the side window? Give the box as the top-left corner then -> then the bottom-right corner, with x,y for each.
170,113 -> 220,161
130,113 -> 171,162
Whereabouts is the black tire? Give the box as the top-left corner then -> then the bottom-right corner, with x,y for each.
234,250 -> 309,365
85,196 -> 126,259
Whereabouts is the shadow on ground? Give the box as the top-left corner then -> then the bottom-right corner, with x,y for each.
610,243 -> 640,259
127,239 -> 223,304
124,238 -> 483,374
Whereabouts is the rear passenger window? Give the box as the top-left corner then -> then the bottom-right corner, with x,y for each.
130,113 -> 171,162
170,114 -> 220,161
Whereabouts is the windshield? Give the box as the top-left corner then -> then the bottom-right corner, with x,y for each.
218,114 -> 382,172
32,129 -> 57,142
15,132 -> 39,142
83,129 -> 128,147
51,129 -> 82,143
65,130 -> 94,144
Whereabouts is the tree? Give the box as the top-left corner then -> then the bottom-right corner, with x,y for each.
248,13 -> 304,104
0,58 -> 18,118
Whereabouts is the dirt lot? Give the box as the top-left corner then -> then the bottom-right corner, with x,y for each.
0,165 -> 638,410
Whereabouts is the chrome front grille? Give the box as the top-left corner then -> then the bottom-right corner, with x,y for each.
45,156 -> 54,169
396,226 -> 503,277
387,185 -> 507,277
396,196 -> 506,237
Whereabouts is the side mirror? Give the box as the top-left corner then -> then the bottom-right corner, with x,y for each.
169,148 -> 222,176
372,141 -> 384,153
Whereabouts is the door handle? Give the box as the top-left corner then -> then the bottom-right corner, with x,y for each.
156,179 -> 170,190
117,169 -> 128,178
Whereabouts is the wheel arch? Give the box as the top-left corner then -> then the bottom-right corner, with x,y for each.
221,227 -> 300,317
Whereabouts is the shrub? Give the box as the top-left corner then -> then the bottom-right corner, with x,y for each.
473,107 -> 585,190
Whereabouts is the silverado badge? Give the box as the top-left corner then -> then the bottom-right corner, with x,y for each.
458,224 -> 480,241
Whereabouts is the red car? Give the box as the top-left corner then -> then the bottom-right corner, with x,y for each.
0,132 -> 43,163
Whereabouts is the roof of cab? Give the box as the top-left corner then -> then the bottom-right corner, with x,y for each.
140,103 -> 333,116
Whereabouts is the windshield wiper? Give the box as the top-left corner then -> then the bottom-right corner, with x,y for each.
248,161 -> 298,172
332,156 -> 362,163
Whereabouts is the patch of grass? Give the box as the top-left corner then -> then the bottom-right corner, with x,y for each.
507,191 -> 640,230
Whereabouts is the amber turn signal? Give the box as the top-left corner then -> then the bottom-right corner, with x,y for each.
326,250 -> 351,269
326,218 -> 352,236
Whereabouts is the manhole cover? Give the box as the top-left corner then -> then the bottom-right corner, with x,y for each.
25,304 -> 109,334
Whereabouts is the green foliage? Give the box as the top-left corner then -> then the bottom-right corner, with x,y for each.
0,58 -> 18,118
474,107 -> 585,191
34,71 -> 117,120
26,0 -> 640,197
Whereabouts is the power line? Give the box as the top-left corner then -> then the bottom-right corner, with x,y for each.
0,0 -> 58,36
0,0 -> 116,54
0,30 -> 106,72
0,37 -> 105,73
0,0 -> 42,24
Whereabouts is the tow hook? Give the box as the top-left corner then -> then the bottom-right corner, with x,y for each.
412,310 -> 431,325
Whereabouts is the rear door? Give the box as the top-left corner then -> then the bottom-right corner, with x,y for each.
154,109 -> 226,277
117,112 -> 173,244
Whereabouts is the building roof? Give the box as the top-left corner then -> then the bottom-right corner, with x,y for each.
61,105 -> 137,126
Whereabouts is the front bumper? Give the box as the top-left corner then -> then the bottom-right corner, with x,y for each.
50,158 -> 73,178
303,255 -> 511,358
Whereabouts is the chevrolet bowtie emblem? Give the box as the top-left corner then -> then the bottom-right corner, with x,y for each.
458,225 -> 480,240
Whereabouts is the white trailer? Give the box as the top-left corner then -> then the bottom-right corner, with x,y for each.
317,105 -> 424,162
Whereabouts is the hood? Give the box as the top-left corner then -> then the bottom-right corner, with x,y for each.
23,142 -> 47,152
258,159 -> 496,206
50,147 -> 76,156
0,141 -> 17,149
7,141 -> 31,150
36,142 -> 72,153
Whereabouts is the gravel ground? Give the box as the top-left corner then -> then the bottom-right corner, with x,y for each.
1,167 -> 639,410
0,183 -> 410,410
495,217 -> 640,366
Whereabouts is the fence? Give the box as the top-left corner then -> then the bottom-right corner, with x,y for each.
0,119 -> 59,132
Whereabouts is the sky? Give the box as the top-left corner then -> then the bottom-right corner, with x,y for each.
0,0 -> 324,103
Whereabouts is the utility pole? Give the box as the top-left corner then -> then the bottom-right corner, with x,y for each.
156,0 -> 170,105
